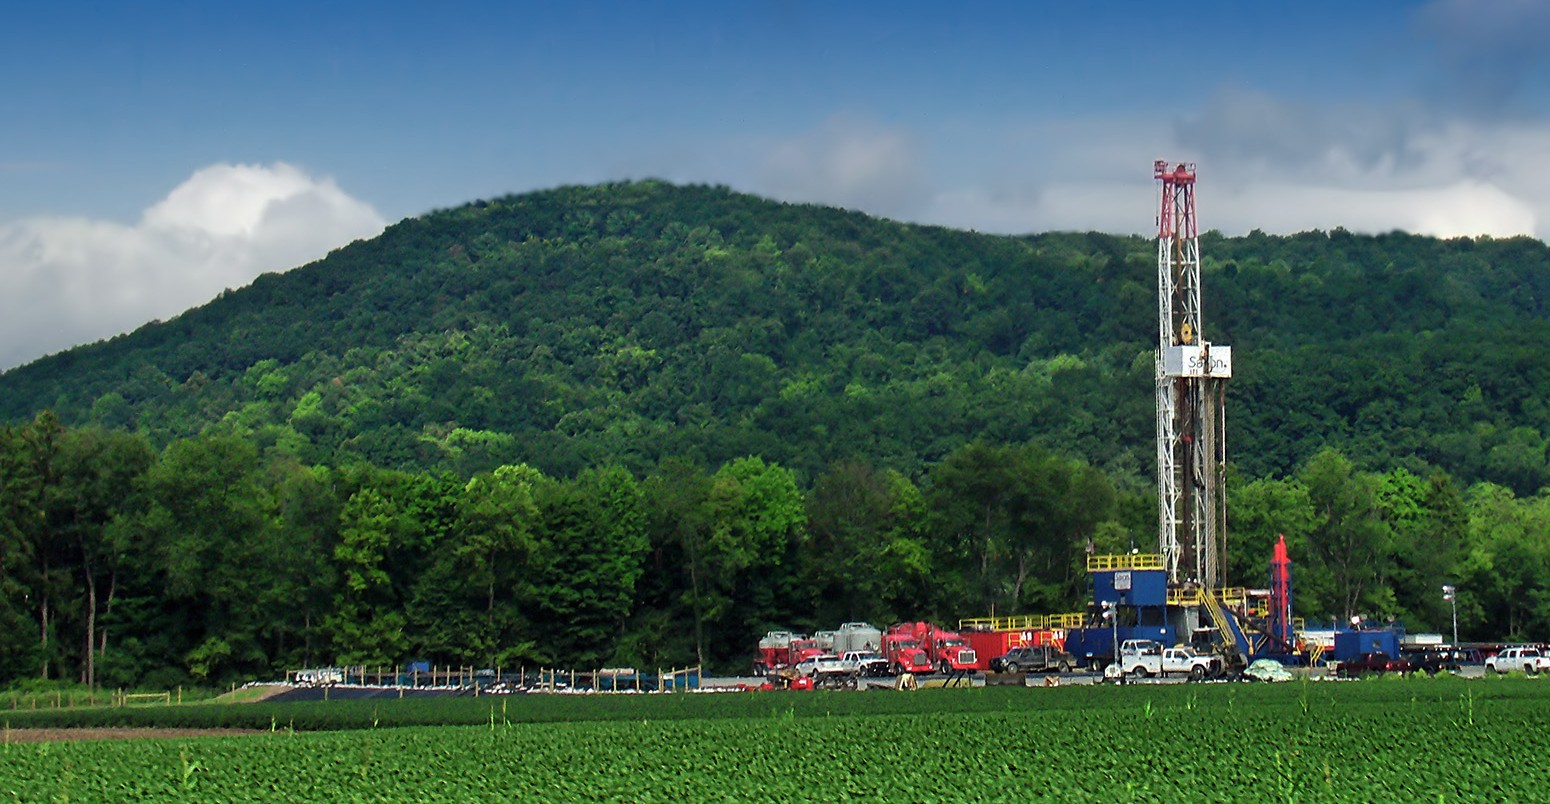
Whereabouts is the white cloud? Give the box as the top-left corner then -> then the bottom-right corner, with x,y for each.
0,162 -> 384,371
905,100 -> 1550,242
758,115 -> 930,219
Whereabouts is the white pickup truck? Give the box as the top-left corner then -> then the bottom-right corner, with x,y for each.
797,651 -> 889,681
1109,639 -> 1223,680
1485,647 -> 1550,675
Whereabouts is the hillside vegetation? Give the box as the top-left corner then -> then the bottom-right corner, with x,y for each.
2,181 -> 1549,684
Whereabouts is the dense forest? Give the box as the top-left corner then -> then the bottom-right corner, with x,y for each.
2,181 -> 1549,685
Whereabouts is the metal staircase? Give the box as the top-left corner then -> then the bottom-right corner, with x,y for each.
1200,587 -> 1251,664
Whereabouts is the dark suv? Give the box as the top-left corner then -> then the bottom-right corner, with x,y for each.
1335,652 -> 1414,678
1401,648 -> 1463,676
990,645 -> 1074,673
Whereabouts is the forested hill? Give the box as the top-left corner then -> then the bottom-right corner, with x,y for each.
4,180 -> 1550,493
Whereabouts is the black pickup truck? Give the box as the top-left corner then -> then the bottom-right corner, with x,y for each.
990,645 -> 1074,673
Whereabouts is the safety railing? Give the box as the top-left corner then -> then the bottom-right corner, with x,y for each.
958,613 -> 1088,632
1087,553 -> 1165,571
1048,613 -> 1087,629
1216,587 -> 1250,606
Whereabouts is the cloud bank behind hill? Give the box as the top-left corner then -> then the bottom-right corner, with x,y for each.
0,163 -> 384,372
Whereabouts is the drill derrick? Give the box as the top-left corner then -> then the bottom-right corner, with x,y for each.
1154,161 -> 1231,588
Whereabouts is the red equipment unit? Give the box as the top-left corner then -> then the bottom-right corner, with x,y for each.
964,627 -> 1064,671
899,622 -> 978,674
1268,534 -> 1295,649
883,624 -> 934,675
753,631 -> 827,674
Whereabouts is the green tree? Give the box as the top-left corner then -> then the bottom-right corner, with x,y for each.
803,460 -> 930,626
1301,449 -> 1393,622
532,466 -> 648,666
1226,474 -> 1323,615
51,427 -> 154,687
706,457 -> 806,645
1377,469 -> 1466,632
926,441 -> 1116,615
642,459 -> 714,668
1462,484 -> 1550,640
330,485 -> 412,666
142,434 -> 272,682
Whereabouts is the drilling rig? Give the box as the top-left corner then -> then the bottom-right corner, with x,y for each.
1046,163 -> 1305,672
1153,161 -> 1230,589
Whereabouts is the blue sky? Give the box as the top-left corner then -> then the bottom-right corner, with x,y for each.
2,0 -> 1548,369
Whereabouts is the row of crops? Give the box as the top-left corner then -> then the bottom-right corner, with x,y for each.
3,678 -> 1548,800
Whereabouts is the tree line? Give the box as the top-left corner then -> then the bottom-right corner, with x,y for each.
4,410 -> 1546,687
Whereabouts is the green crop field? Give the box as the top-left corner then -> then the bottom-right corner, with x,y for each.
2,678 -> 1547,801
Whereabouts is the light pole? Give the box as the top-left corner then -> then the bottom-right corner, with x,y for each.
1443,585 -> 1458,647
1102,601 -> 1121,684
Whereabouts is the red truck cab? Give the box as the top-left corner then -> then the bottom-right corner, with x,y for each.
883,627 -> 934,675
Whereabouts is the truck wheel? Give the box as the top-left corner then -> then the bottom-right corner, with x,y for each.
1527,664 -> 1538,676
1190,665 -> 1206,681
938,660 -> 951,675
1060,661 -> 1073,673
1089,658 -> 1104,672
1004,662 -> 1020,674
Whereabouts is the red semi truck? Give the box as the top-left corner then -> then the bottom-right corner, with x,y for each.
883,624 -> 935,675
887,622 -> 978,674
913,622 -> 978,674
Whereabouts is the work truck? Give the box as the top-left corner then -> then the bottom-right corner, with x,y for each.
792,650 -> 889,688
1110,639 -> 1223,679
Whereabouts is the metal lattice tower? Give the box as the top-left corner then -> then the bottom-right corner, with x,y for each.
1154,161 -> 1231,587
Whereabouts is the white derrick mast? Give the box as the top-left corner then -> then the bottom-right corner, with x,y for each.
1154,161 -> 1231,587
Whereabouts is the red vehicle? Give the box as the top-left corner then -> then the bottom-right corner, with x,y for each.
1335,652 -> 1414,678
883,625 -> 935,675
753,631 -> 827,674
891,622 -> 978,674
916,622 -> 979,674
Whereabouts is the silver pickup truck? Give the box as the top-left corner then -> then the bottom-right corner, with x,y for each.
797,650 -> 890,679
1485,647 -> 1550,675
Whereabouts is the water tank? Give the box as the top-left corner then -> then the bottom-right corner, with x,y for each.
759,631 -> 797,651
835,622 -> 883,654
